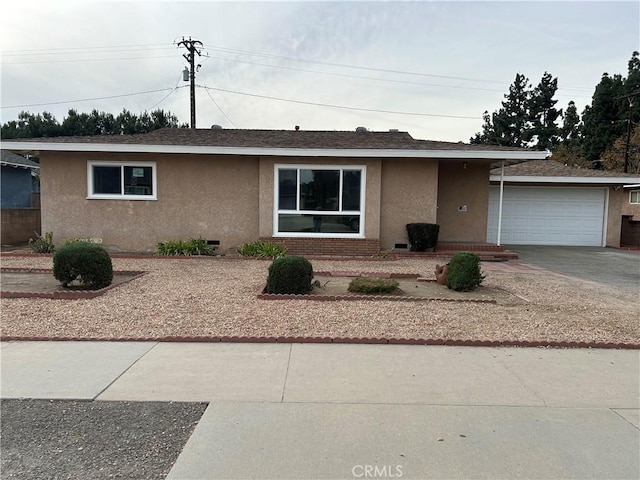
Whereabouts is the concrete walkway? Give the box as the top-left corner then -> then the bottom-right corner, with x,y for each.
2,341 -> 638,479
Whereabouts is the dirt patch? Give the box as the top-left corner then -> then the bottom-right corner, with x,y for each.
260,274 -> 524,304
1,269 -> 145,299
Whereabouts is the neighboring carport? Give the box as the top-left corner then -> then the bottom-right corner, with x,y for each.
488,160 -> 640,247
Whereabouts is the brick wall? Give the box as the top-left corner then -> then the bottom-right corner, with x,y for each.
1,208 -> 41,245
261,237 -> 381,256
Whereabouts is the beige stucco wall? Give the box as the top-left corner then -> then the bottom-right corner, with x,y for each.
257,156 -> 382,239
379,158 -> 439,249
40,151 -> 259,252
436,161 -> 491,242
621,188 -> 640,219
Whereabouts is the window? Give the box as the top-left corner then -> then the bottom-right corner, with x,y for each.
275,165 -> 365,236
630,190 -> 640,204
88,161 -> 157,200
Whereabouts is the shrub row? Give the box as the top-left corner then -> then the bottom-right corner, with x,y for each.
156,237 -> 214,256
238,241 -> 287,259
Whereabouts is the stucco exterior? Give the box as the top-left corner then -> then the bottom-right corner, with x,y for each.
437,161 -> 491,242
41,151 -> 260,251
379,158 -> 439,249
7,128 -> 553,254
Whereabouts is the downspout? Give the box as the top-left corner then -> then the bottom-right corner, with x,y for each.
496,160 -> 505,246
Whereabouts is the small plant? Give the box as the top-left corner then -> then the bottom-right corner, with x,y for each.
53,242 -> 113,289
446,252 -> 485,291
28,231 -> 55,253
266,256 -> 313,294
406,223 -> 440,252
348,277 -> 400,294
156,237 -> 214,256
238,241 -> 287,259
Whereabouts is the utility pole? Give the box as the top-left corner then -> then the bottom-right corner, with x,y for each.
177,37 -> 203,129
617,89 -> 640,173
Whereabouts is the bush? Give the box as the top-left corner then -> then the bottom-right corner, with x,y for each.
348,277 -> 399,294
53,242 -> 113,289
156,237 -> 214,256
446,252 -> 485,291
406,223 -> 440,252
28,231 -> 55,253
238,241 -> 287,259
266,256 -> 313,294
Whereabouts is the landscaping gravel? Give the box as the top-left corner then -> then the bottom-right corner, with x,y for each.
1,256 -> 638,344
0,399 -> 207,480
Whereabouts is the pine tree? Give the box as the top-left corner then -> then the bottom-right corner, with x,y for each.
526,72 -> 562,150
471,73 -> 531,147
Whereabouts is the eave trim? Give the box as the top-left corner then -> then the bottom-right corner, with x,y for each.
3,141 -> 550,160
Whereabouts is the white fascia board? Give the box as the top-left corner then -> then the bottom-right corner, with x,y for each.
624,184 -> 640,188
0,161 -> 39,169
2,141 -> 550,160
489,174 -> 640,184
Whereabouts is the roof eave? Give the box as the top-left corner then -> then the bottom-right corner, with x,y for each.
2,141 -> 550,160
489,174 -> 640,184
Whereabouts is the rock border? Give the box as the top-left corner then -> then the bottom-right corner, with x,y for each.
1,268 -> 146,299
0,335 -> 637,350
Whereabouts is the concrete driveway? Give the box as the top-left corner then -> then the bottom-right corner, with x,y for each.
508,246 -> 640,290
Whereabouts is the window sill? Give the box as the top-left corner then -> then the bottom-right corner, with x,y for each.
86,195 -> 158,201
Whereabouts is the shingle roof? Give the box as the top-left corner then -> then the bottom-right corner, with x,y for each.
1,150 -> 39,168
6,128 -> 534,152
490,159 -> 638,178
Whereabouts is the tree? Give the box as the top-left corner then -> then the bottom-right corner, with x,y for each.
471,72 -> 561,150
580,51 -> 640,166
471,73 -> 532,148
1,108 -> 186,139
526,72 -> 562,150
601,124 -> 640,173
550,143 -> 591,169
560,101 -> 581,145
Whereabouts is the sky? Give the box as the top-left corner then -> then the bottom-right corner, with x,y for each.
1,1 -> 638,142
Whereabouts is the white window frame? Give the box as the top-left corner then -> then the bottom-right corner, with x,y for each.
87,160 -> 157,200
273,164 -> 366,238
630,190 -> 640,205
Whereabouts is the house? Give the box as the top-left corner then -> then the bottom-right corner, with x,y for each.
1,150 -> 40,208
488,160 -> 640,247
4,128 -> 548,254
1,150 -> 41,245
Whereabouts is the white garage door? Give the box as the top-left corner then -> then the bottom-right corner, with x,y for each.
487,187 -> 607,246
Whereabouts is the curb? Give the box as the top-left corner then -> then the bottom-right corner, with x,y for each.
0,335 -> 637,350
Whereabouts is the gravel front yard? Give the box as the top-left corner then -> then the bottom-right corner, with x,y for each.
1,255 -> 638,344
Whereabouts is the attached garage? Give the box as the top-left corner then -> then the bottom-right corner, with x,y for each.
487,160 -> 640,248
487,186 -> 607,246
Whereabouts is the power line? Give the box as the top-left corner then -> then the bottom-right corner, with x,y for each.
204,88 -> 237,128
1,88 -> 181,109
1,43 -> 173,54
2,55 -> 176,65
199,84 -> 481,120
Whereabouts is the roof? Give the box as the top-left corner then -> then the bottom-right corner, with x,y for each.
1,150 -> 40,169
2,128 -> 549,161
490,159 -> 640,184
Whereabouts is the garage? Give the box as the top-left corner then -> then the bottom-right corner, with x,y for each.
487,186 -> 607,246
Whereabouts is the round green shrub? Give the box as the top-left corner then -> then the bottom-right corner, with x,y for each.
53,242 -> 113,290
266,256 -> 313,294
348,277 -> 399,294
446,252 -> 485,291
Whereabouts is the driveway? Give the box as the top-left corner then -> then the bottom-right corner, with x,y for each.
508,246 -> 640,290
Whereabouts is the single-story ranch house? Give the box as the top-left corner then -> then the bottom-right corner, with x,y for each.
3,127 -> 597,255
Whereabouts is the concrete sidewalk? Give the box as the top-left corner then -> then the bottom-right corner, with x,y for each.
2,341 -> 639,479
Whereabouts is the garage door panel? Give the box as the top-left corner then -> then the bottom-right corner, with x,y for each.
487,187 -> 606,246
